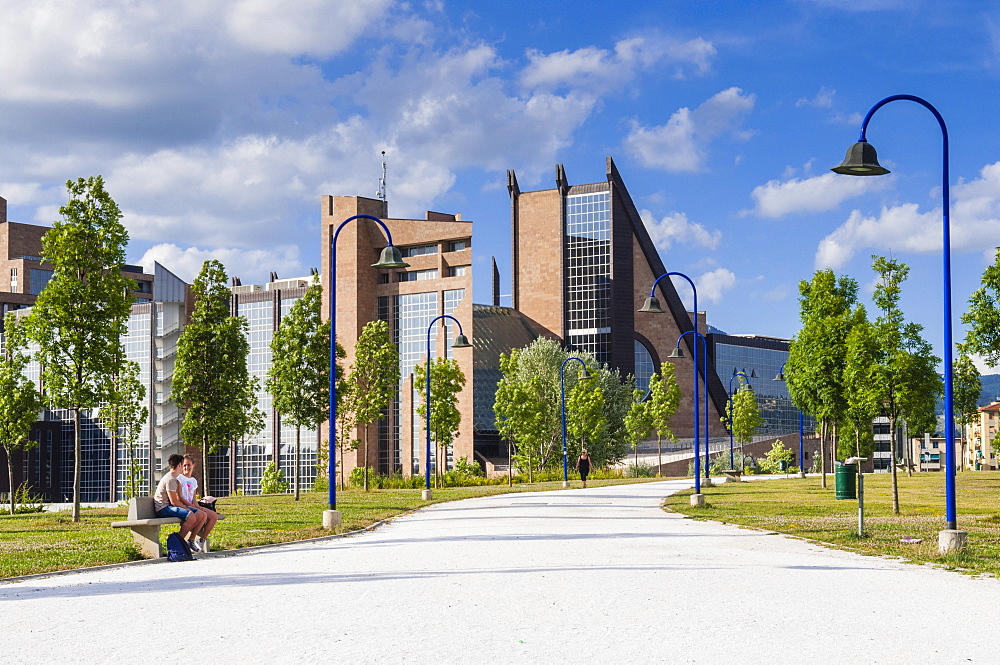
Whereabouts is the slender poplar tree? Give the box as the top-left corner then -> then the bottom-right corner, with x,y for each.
104,358 -> 148,499
647,363 -> 681,473
347,320 -> 399,491
267,278 -> 331,499
173,260 -> 263,495
25,176 -> 134,521
0,314 -> 43,514
415,357 -> 466,487
786,270 -> 859,488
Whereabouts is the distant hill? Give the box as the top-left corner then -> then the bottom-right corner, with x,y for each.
935,374 -> 1000,416
979,374 -> 1000,407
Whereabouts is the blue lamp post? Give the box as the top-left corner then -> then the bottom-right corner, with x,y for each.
639,272 -> 703,500
773,362 -> 805,477
560,357 -> 593,487
423,315 -> 471,500
326,214 -> 408,527
831,94 -> 961,544
727,371 -> 751,471
668,331 -> 711,484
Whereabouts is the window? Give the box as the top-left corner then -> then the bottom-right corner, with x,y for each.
398,269 -> 439,282
447,239 -> 468,252
400,244 -> 437,258
447,266 -> 468,277
634,340 -> 654,396
135,280 -> 153,294
10,268 -> 17,291
29,268 -> 53,295
565,192 -> 611,364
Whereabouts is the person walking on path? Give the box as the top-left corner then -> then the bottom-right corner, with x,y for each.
576,450 -> 592,488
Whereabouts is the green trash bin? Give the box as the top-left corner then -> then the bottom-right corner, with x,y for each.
779,460 -> 789,473
835,463 -> 857,500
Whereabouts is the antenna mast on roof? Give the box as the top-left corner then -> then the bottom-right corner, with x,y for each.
376,151 -> 387,203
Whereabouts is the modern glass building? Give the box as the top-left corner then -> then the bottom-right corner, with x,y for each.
707,333 -> 815,437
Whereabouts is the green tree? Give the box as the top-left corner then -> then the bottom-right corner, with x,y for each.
415,357 -> 466,487
624,391 -> 653,470
260,461 -> 289,494
566,378 -> 607,467
953,354 -> 983,469
24,176 -> 134,521
173,260 -> 264,495
725,385 -> 763,459
104,358 -> 148,499
493,338 -> 635,476
843,310 -> 879,461
347,320 -> 399,491
0,314 -> 43,515
849,256 -> 941,513
494,360 -> 548,482
962,247 -> 1000,365
647,363 -> 682,472
786,269 -> 859,488
493,338 -> 566,478
267,277 -> 330,499
591,366 -> 637,467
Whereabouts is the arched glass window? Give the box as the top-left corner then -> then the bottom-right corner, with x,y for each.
634,339 -> 655,397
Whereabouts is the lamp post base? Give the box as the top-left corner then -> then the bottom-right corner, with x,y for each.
562,481 -> 570,488
938,529 -> 967,554
702,477 -> 713,487
690,493 -> 705,508
322,510 -> 342,530
421,489 -> 433,500
799,471 -> 807,479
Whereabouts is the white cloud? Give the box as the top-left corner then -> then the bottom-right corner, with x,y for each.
225,0 -> 394,56
520,35 -> 715,93
137,243 -> 303,285
696,268 -> 737,304
795,86 -> 836,108
750,172 -> 887,218
815,160 -> 1000,269
639,209 -> 721,251
624,87 -> 756,172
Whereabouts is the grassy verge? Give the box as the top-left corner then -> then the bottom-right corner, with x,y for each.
663,471 -> 1000,576
0,477 -> 662,580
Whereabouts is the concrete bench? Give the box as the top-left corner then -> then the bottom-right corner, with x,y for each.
111,496 -> 223,559
722,469 -> 742,483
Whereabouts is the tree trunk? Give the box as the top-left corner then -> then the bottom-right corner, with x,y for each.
903,419 -> 912,477
294,425 -> 301,501
363,423 -> 370,492
507,439 -> 512,487
201,433 -> 210,498
6,447 -> 14,515
109,409 -> 117,503
889,415 -> 900,515
73,407 -> 81,522
819,419 -> 827,489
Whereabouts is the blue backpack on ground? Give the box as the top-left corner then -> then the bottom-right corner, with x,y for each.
166,532 -> 194,562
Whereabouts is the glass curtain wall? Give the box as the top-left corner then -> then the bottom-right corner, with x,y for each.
564,192 -> 611,365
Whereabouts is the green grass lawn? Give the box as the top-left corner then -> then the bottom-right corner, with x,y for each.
0,477 -> 661,580
663,471 -> 1000,576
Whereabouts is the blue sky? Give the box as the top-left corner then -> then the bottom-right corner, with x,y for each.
1,0 -> 999,370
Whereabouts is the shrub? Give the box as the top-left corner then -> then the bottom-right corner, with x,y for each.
260,462 -> 289,494
11,483 -> 44,514
625,462 -> 655,478
758,441 -> 795,474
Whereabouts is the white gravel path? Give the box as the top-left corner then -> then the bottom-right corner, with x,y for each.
3,479 -> 995,664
